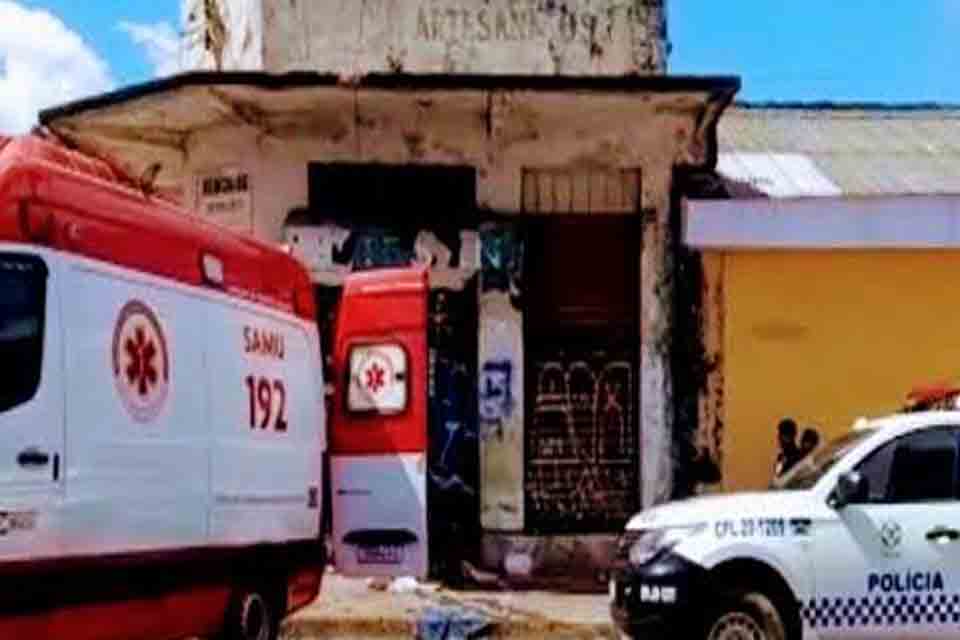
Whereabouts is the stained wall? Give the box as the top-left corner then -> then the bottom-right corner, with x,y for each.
183,0 -> 668,76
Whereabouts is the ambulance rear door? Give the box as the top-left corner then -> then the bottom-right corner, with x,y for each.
329,268 -> 428,578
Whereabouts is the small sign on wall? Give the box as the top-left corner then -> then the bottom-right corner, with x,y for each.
195,167 -> 253,233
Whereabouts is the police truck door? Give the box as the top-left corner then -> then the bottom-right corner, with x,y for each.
329,269 -> 429,578
809,426 -> 960,639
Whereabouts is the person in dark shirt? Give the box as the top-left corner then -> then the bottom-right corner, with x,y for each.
799,427 -> 821,460
774,418 -> 802,479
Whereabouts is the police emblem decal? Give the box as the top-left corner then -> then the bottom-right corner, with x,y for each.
880,520 -> 903,551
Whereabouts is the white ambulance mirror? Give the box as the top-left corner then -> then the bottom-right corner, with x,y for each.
831,470 -> 867,509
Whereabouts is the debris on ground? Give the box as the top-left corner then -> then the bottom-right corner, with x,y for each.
366,576 -> 391,591
461,561 -> 507,589
415,605 -> 494,640
389,576 -> 420,594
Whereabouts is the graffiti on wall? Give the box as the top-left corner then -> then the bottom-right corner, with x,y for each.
479,360 -> 513,435
427,284 -> 481,580
479,222 -> 525,531
428,288 -> 479,500
284,218 -> 479,290
525,347 -> 637,534
479,224 -> 523,298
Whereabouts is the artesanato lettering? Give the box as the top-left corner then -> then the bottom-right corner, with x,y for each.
414,1 -> 630,44
868,571 -> 944,593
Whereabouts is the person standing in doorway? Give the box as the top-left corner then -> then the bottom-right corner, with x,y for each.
773,418 -> 802,479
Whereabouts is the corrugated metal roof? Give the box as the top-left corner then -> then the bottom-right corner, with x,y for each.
717,104 -> 960,197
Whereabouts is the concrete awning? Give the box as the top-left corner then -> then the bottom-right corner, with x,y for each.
39,71 -> 739,200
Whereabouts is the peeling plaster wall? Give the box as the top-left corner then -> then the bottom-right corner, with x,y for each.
253,0 -> 666,76
182,0 -> 264,70
478,224 -> 525,531
639,164 -> 674,507
698,251 -> 725,490
166,90 -> 707,239
180,127 -> 307,242
668,221 -> 723,498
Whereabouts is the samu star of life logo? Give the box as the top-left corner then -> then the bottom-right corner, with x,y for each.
112,300 -> 170,423
358,351 -> 393,399
365,361 -> 387,394
348,344 -> 406,413
354,350 -> 394,404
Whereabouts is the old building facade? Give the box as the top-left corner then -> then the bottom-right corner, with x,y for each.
40,0 -> 738,585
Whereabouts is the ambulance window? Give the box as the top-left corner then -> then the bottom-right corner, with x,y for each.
856,428 -> 959,503
0,255 -> 47,414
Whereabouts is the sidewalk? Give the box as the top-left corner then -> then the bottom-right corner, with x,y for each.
282,571 -> 617,639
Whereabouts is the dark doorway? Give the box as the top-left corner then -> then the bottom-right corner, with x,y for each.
309,163 -> 475,240
523,216 -> 640,534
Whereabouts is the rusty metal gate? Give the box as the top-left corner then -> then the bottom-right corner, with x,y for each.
523,215 -> 640,534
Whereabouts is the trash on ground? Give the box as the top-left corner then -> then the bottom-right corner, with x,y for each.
415,605 -> 494,640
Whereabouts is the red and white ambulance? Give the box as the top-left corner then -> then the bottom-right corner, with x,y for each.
0,134 -> 429,640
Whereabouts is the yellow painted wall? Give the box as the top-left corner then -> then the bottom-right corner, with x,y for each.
721,250 -> 960,492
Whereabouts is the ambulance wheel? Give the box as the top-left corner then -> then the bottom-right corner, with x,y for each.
218,584 -> 282,640
703,591 -> 787,640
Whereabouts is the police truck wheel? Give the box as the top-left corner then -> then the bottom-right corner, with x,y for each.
703,591 -> 787,640
219,585 -> 280,640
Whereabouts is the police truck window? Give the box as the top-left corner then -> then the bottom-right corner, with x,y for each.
857,428 -> 959,504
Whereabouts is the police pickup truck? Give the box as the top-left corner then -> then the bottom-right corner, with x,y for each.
611,411 -> 960,640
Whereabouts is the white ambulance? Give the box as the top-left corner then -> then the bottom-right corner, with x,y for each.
0,135 -> 430,640
611,410 -> 960,640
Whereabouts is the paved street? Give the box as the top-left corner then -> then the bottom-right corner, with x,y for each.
281,571 -> 615,639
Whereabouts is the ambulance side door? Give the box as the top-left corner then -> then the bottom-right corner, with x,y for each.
60,260 -> 209,556
329,270 -> 429,578
809,426 -> 960,640
0,250 -> 63,560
